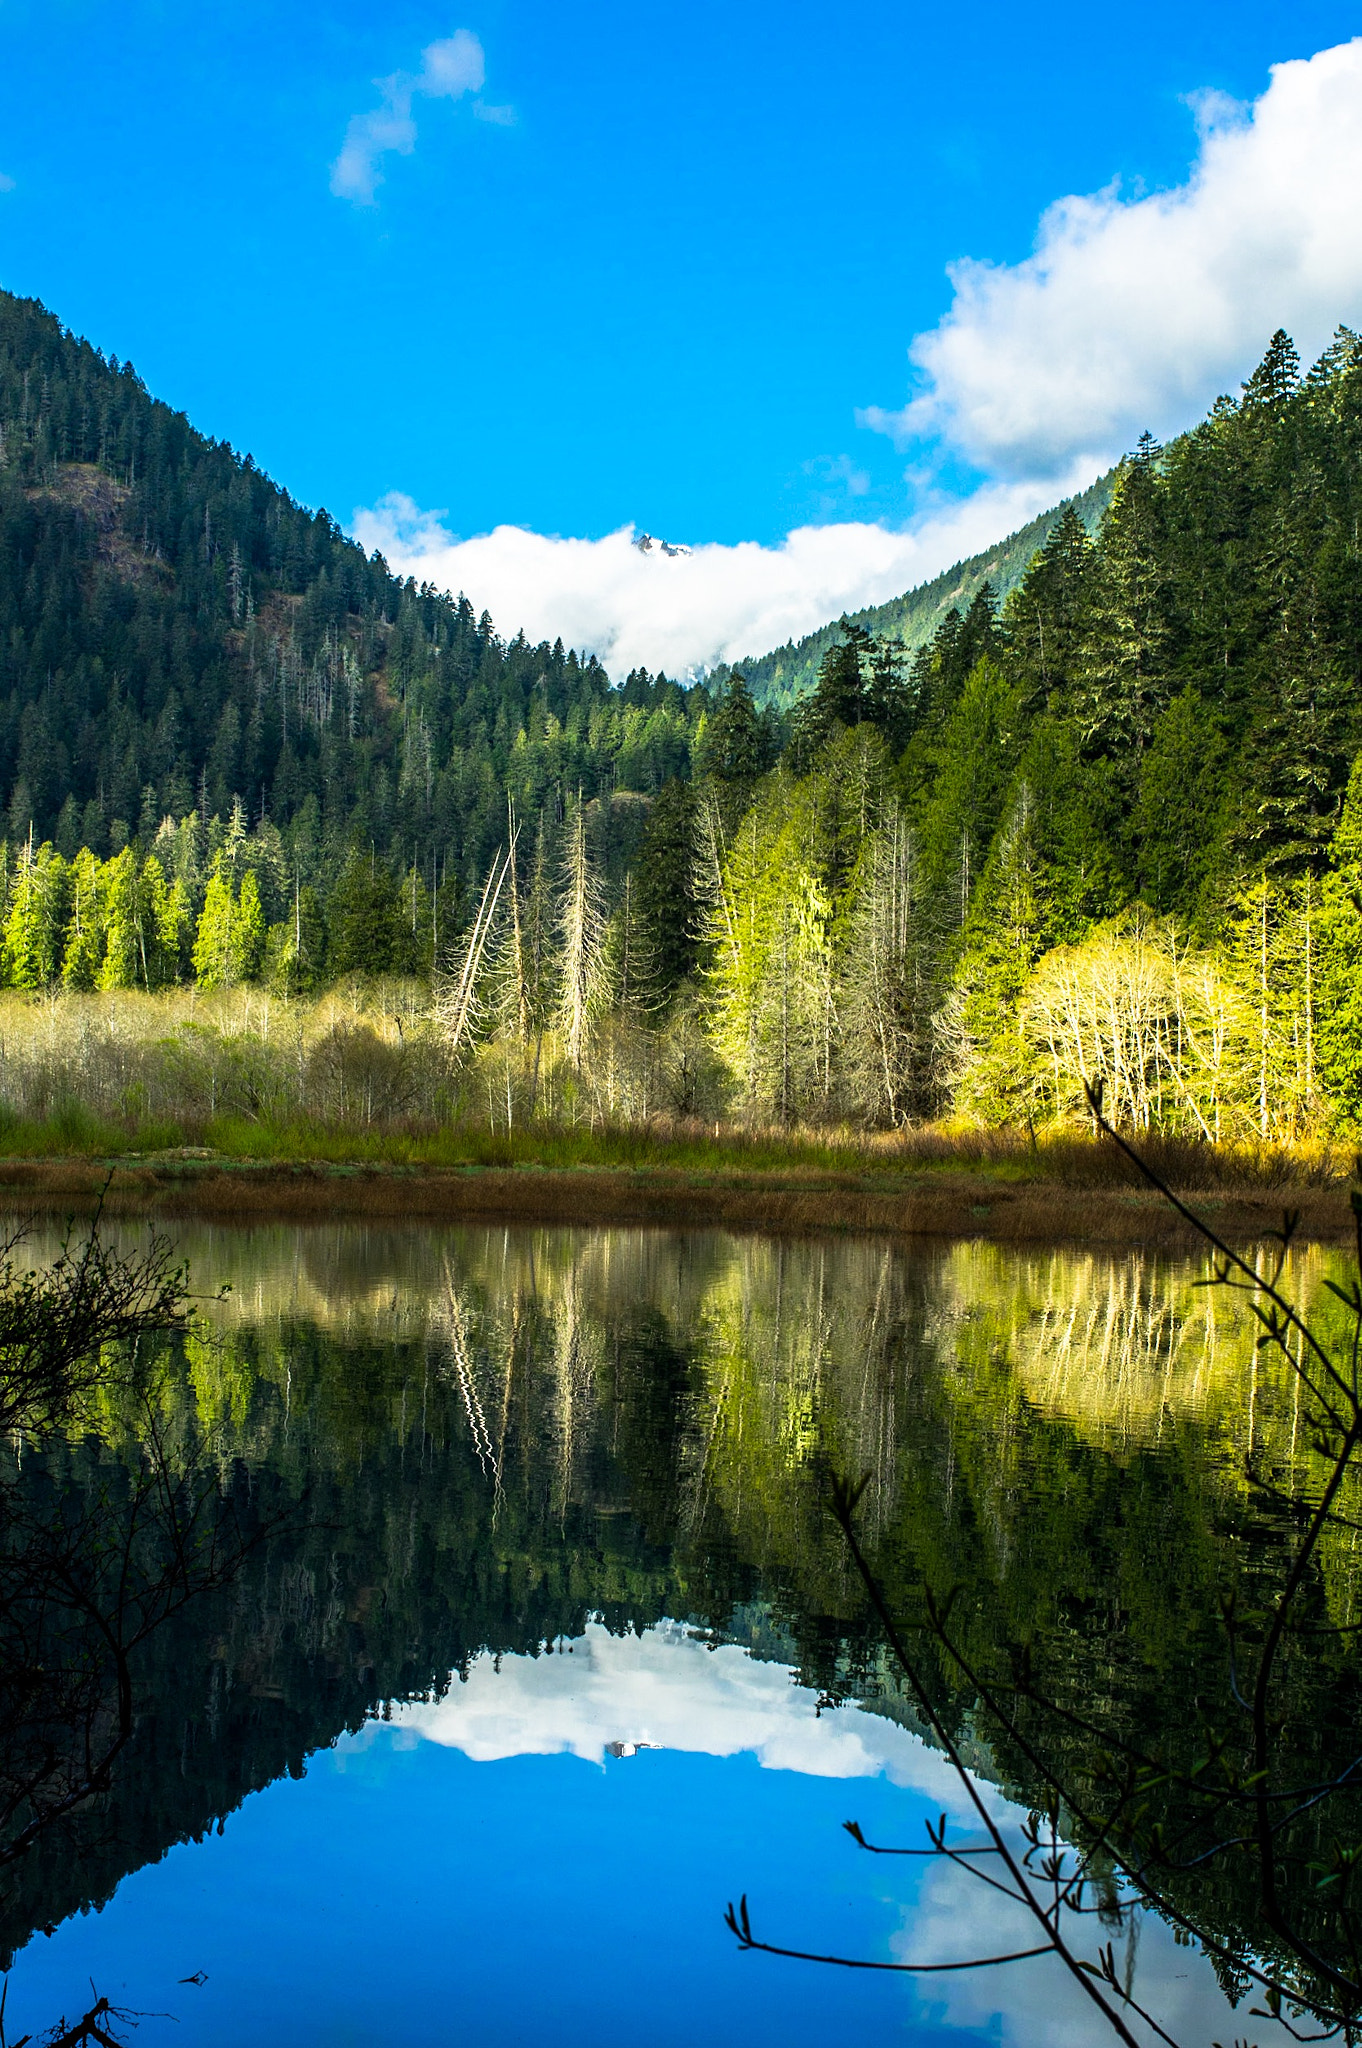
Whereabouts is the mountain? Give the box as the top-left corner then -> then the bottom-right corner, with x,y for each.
712,470 -> 1117,710
0,290 -> 700,896
4,294 -> 1362,1147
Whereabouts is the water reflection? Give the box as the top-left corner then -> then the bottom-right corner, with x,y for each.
0,1218 -> 1354,2044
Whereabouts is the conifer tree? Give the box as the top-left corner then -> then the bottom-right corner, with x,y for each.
1002,503 -> 1096,704
913,655 -> 1025,908
280,884 -> 328,996
632,779 -> 699,998
695,675 -> 771,829
1132,688 -> 1228,915
1317,753 -> 1362,1127
807,725 -> 890,901
3,840 -> 67,989
1241,329 -> 1301,414
601,873 -> 660,1023
192,868 -> 238,989
699,789 -> 774,1113
788,621 -> 871,768
1073,448 -> 1169,769
942,785 -> 1052,1124
521,818 -> 557,1042
1234,579 -> 1358,875
99,847 -> 144,989
231,871 -> 265,984
327,857 -> 411,978
60,847 -> 106,991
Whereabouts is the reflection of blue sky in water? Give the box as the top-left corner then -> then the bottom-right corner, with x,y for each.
9,1624 -> 1263,2047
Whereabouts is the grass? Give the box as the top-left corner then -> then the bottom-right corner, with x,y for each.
0,1103 -> 1348,1191
0,1111 -> 1349,1248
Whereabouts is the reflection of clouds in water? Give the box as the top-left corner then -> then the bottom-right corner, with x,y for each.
378,1630 -> 1261,2048
898,1853 -> 1268,2047
368,1620 -> 1256,2045
381,1619 -> 978,1804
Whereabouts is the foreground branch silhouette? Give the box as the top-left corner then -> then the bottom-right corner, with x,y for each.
728,1081 -> 1362,2046
0,1211 -> 282,2037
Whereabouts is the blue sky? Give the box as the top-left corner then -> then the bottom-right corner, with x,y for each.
3,1 -> 1362,672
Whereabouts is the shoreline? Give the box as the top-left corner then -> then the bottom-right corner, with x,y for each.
0,1152 -> 1349,1251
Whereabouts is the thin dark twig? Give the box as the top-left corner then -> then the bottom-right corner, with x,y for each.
724,1895 -> 1050,1973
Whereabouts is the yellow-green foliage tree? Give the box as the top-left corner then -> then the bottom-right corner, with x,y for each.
190,870 -> 234,990
99,848 -> 147,989
3,841 -> 67,989
940,783 -> 1052,1124
60,848 -> 106,990
701,771 -> 834,1122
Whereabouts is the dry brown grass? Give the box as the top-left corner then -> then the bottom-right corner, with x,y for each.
0,1152 -> 1348,1251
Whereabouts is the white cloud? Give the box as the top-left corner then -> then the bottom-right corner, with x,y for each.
357,39 -> 1362,677
376,1617 -> 985,1805
353,468 -> 1094,678
0,173 -> 14,195
330,29 -> 495,206
418,32 -> 486,99
893,1860 -> 1254,2048
870,37 -> 1362,476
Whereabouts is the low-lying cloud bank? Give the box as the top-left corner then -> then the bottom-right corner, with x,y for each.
376,1618 -> 979,1798
352,471 -> 1092,679
355,38 -> 1362,679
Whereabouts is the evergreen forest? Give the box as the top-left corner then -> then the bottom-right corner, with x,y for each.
2,288 -> 1362,1141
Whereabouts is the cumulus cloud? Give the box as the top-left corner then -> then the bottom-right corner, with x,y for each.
353,468 -> 1093,677
356,39 -> 1362,675
868,37 -> 1362,476
0,173 -> 15,195
330,29 -> 494,205
893,1860 -> 1251,2046
380,1618 -> 986,1804
358,1621 -> 1251,2041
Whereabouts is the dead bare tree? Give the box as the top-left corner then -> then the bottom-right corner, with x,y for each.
0,1980 -> 145,2048
437,847 -> 511,1057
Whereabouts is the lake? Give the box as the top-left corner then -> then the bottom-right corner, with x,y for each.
0,1218 -> 1357,2047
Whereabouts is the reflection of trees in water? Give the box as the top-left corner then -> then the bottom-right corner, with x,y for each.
4,1216 -> 1361,2027
929,1239 -> 1325,1452
0,1218 -> 273,2048
729,1129 -> 1362,2046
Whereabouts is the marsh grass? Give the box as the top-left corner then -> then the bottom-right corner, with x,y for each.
0,987 -> 1346,1197
0,1105 -> 1342,1196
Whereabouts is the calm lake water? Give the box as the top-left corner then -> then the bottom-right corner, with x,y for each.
1,1218 -> 1357,2047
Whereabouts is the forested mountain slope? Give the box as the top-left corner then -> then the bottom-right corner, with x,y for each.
2,294 -> 1361,1142
0,290 -> 698,891
689,329 -> 1362,1138
712,469 -> 1116,710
